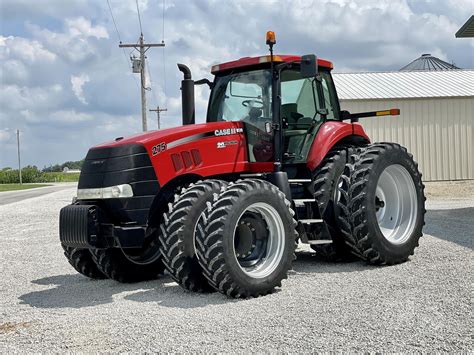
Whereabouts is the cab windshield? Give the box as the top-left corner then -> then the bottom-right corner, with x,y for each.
207,69 -> 272,124
207,67 -> 323,163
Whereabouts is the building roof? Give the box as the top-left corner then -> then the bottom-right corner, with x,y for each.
456,15 -> 474,38
333,70 -> 474,100
400,54 -> 459,71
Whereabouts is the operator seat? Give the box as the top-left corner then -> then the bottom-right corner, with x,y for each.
282,103 -> 303,129
281,103 -> 311,159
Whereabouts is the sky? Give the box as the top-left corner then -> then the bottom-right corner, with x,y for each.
0,0 -> 472,168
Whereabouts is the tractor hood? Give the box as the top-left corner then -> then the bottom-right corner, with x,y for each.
92,122 -> 222,150
83,120 -> 250,188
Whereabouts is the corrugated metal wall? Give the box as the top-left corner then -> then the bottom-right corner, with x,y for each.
340,97 -> 474,181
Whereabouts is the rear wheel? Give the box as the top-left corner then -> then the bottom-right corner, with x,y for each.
196,179 -> 297,298
309,146 -> 357,261
91,235 -> 165,283
62,245 -> 106,279
158,180 -> 228,292
338,143 -> 426,264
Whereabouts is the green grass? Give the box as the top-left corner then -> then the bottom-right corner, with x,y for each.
0,184 -> 52,192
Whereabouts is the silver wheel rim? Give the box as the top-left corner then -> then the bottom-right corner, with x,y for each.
233,202 -> 285,279
375,164 -> 418,245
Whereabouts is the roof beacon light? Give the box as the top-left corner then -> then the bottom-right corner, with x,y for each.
266,31 -> 276,46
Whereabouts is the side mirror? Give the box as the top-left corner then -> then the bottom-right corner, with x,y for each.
340,110 -> 351,120
301,54 -> 318,78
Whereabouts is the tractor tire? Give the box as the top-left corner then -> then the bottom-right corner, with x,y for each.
337,143 -> 426,265
309,146 -> 357,261
62,245 -> 107,279
158,180 -> 228,293
91,242 -> 166,283
196,179 -> 297,298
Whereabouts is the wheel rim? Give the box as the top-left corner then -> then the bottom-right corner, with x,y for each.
233,202 -> 285,279
375,164 -> 418,245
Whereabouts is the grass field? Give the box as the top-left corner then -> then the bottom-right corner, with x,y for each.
0,184 -> 51,192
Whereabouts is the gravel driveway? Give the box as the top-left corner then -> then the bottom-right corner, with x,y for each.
0,186 -> 472,352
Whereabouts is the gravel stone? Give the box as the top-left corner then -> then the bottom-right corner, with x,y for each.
0,185 -> 472,352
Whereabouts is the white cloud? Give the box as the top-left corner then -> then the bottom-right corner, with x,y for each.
65,17 -> 109,39
27,17 -> 109,63
0,84 -> 63,112
0,35 -> 56,62
0,129 -> 12,143
71,74 -> 90,104
49,110 -> 94,123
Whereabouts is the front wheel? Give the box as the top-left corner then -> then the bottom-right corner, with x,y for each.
338,143 -> 426,264
196,179 -> 297,298
159,180 -> 228,293
62,245 -> 107,279
90,236 -> 165,283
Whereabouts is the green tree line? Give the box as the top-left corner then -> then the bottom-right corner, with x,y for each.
0,160 -> 83,184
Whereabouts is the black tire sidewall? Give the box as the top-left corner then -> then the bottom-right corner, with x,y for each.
177,192 -> 211,257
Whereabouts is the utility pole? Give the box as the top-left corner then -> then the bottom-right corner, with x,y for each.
16,129 -> 22,185
149,106 -> 167,130
119,35 -> 165,132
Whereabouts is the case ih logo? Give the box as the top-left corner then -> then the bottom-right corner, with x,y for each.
214,128 -> 243,136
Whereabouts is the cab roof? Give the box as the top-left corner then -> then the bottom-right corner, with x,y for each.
211,54 -> 334,74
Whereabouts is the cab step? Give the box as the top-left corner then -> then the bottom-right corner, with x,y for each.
299,219 -> 323,224
293,198 -> 316,205
288,179 -> 312,184
307,240 -> 333,245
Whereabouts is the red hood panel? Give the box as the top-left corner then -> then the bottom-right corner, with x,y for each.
93,122 -> 231,149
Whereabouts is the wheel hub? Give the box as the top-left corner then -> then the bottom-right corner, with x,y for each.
233,202 -> 286,278
235,212 -> 268,267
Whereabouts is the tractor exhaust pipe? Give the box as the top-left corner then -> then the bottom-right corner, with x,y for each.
177,64 -> 195,125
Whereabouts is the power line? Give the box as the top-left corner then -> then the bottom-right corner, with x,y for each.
146,57 -> 159,105
162,0 -> 165,41
135,0 -> 144,35
106,0 -> 140,90
106,0 -> 122,42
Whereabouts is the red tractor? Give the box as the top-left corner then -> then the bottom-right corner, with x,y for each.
60,32 -> 425,298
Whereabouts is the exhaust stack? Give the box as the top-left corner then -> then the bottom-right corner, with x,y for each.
177,64 -> 195,125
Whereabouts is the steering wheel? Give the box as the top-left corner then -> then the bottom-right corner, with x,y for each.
242,99 -> 264,109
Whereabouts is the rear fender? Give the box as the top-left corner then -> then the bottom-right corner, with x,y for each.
306,122 -> 370,171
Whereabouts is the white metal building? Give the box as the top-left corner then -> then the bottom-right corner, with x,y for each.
333,70 -> 474,181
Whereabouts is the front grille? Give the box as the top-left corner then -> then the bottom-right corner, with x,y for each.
78,144 -> 160,224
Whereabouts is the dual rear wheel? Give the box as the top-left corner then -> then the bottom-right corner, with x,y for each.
159,179 -> 297,297
337,143 -> 426,264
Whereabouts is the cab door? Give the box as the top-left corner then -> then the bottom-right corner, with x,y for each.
280,69 -> 325,163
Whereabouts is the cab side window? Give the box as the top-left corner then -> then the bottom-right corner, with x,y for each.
320,72 -> 339,120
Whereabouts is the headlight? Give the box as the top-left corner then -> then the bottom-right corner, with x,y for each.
77,184 -> 134,200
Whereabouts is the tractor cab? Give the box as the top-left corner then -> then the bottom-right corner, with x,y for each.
207,54 -> 339,166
